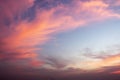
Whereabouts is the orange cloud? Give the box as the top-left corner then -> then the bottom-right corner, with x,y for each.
69,53 -> 120,71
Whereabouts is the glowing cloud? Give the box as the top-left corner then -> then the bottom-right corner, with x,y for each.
0,0 -> 120,69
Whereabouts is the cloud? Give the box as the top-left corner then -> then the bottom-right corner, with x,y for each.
111,70 -> 120,74
1,66 -> 120,80
1,0 -> 120,71
71,48 -> 120,70
42,56 -> 68,69
1,1 -> 120,80
0,0 -> 34,28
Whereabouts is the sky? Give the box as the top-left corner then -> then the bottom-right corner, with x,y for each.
1,0 -> 120,80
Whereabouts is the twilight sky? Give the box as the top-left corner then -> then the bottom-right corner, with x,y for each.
1,0 -> 120,80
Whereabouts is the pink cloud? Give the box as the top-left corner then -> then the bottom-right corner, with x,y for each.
111,70 -> 120,74
0,0 -> 120,69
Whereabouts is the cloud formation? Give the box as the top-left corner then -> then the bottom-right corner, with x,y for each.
1,0 -> 120,77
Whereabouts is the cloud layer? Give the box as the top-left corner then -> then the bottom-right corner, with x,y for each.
1,0 -> 120,79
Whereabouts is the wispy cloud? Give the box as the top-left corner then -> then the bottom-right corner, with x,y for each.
0,0 -> 120,70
